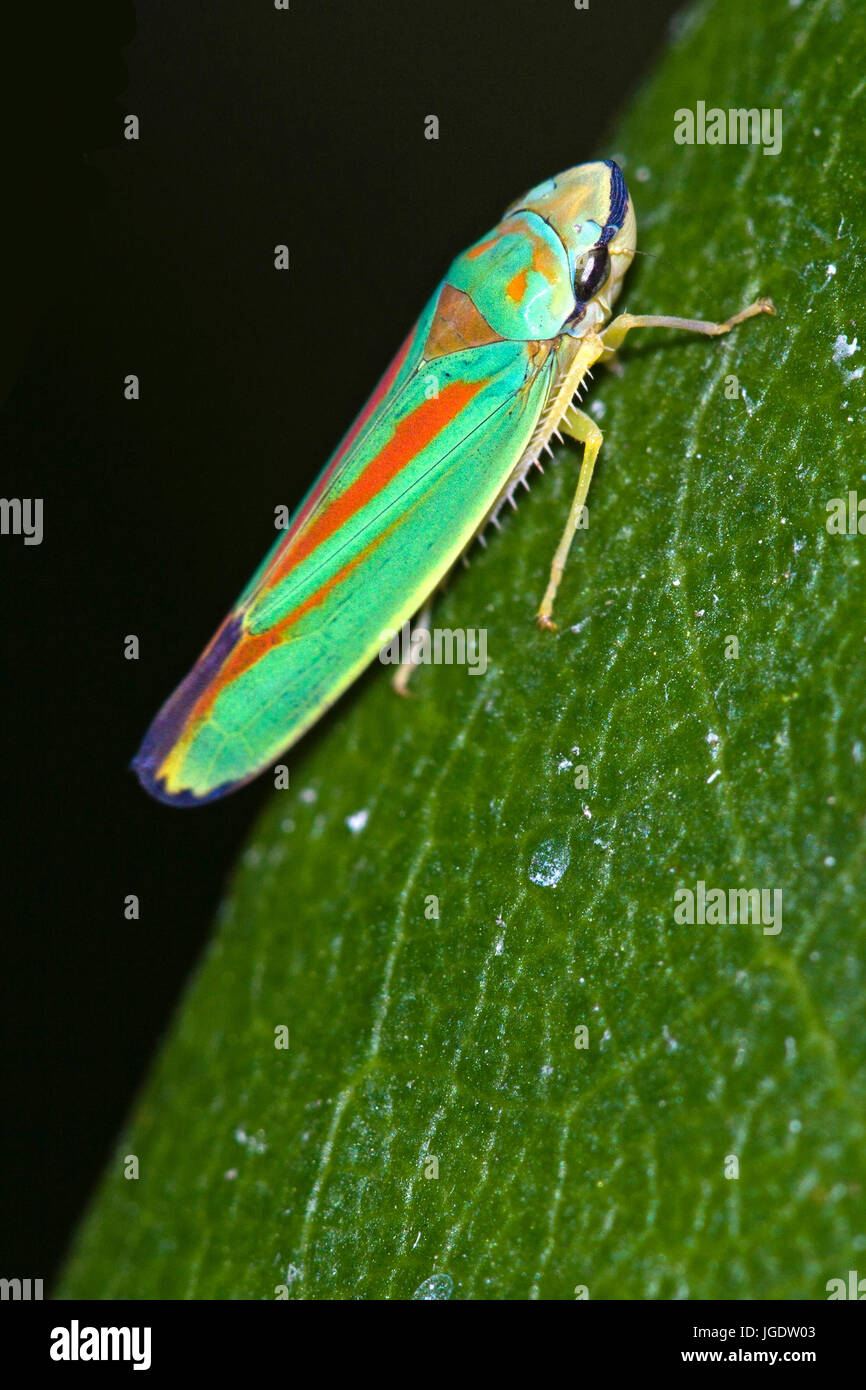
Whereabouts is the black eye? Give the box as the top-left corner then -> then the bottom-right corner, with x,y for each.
575,247 -> 610,300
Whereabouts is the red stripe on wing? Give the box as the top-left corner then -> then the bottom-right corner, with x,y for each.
257,376 -> 487,593
179,516 -> 404,731
289,324 -> 418,536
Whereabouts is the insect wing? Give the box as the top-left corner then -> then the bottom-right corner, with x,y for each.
134,295 -> 553,805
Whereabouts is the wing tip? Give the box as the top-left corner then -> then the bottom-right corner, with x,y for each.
132,613 -> 248,808
131,749 -> 240,807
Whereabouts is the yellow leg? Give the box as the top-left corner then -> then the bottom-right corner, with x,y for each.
537,405 -> 603,631
536,296 -> 774,631
599,296 -> 774,356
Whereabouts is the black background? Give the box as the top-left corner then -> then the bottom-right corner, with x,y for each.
1,0 -> 684,1287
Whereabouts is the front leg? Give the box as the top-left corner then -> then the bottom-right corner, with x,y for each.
599,296 -> 774,356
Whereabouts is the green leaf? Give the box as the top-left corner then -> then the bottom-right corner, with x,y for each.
62,0 -> 866,1300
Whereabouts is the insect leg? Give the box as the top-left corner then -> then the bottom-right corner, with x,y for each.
392,604 -> 434,696
599,296 -> 774,355
537,405 -> 603,631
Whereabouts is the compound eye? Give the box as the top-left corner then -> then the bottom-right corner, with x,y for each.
575,247 -> 610,300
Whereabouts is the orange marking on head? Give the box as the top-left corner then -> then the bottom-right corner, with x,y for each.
531,241 -> 557,284
465,233 -> 500,261
506,268 -> 528,302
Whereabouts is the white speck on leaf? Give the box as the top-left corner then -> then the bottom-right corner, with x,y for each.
833,334 -> 863,381
833,334 -> 858,363
234,1126 -> 267,1155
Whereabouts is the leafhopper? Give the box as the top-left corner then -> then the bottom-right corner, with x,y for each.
135,160 -> 773,805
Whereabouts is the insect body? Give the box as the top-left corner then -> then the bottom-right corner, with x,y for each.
134,160 -> 772,805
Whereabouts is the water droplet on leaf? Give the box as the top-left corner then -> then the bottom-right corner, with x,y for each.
529,838 -> 570,887
413,1273 -> 453,1300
